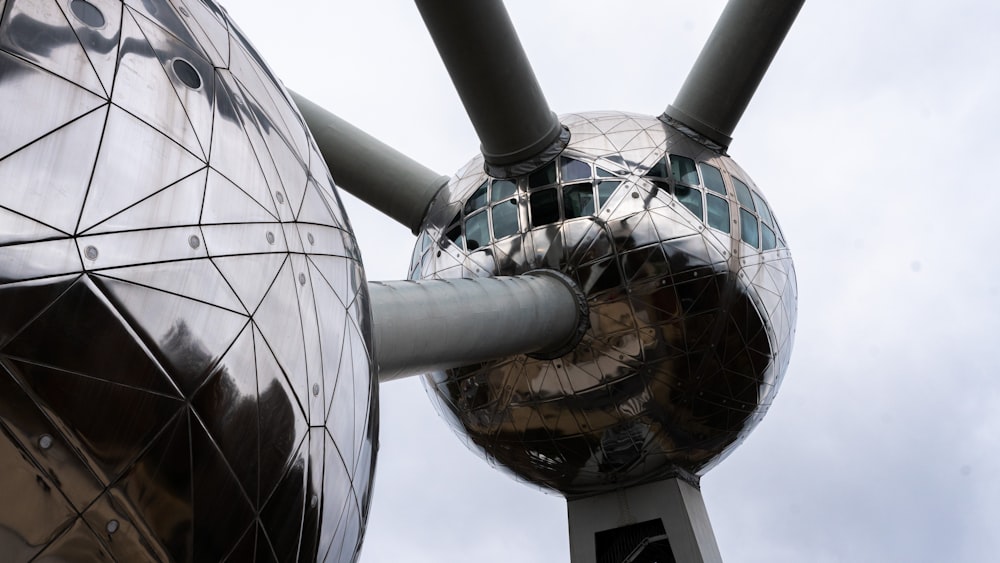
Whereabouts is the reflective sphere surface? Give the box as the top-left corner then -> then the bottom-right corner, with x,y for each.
412,112 -> 797,496
0,0 -> 375,560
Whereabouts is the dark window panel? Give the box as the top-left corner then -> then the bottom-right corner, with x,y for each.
739,208 -> 759,247
560,157 -> 591,182
752,191 -> 774,226
446,224 -> 464,250
464,182 -> 489,214
563,182 -> 595,219
596,166 -> 615,178
528,161 -> 557,189
732,177 -> 755,211
706,193 -> 731,233
491,179 -> 517,202
675,185 -> 704,220
597,180 -> 621,210
645,157 -> 669,178
670,154 -> 698,185
699,162 -> 726,195
761,223 -> 777,250
491,199 -> 520,239
529,188 -> 560,227
465,210 -> 489,250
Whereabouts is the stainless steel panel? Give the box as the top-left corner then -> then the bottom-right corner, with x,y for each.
0,2 -> 376,559
0,0 -> 105,96
0,49 -> 104,159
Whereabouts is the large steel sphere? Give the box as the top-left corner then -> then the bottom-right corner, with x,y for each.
412,112 -> 797,496
0,0 -> 374,560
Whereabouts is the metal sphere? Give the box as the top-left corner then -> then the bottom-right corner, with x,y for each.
412,112 -> 797,496
0,1 -> 374,560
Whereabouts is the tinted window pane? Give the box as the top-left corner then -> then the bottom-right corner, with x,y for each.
739,208 -> 759,247
699,163 -> 726,194
706,194 -> 731,233
465,182 -> 489,214
761,223 -> 777,250
530,188 -> 560,227
491,179 -> 517,202
491,199 -> 520,239
446,225 -> 465,250
670,155 -> 698,185
465,210 -> 489,250
596,166 -> 615,178
675,186 -> 703,220
732,177 -> 755,210
560,157 -> 591,181
645,158 -> 669,178
597,180 -> 621,210
529,161 -> 557,188
563,183 -> 595,218
752,192 -> 774,226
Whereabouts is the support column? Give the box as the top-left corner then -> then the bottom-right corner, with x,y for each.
369,270 -> 588,382
662,0 -> 805,149
568,477 -> 723,563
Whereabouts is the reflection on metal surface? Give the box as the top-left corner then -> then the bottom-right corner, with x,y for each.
413,112 -> 797,496
0,1 -> 376,561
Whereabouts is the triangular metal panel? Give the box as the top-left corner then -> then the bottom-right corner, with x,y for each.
83,167 -> 207,234
0,0 -> 105,96
0,105 -> 106,234
94,276 -> 248,398
0,49 -> 105,159
78,106 -> 204,232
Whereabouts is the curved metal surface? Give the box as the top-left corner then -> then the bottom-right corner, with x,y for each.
0,1 -> 376,560
412,111 -> 797,496
370,271 -> 588,382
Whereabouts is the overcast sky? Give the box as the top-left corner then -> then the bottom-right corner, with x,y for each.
225,1 -> 1000,561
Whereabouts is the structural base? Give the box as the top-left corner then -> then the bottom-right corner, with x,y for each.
567,477 -> 723,563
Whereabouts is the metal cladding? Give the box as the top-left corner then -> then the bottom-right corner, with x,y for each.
0,1 -> 375,561
411,112 -> 797,496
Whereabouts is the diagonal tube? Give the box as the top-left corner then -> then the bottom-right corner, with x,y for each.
369,271 -> 588,382
414,0 -> 565,175
292,91 -> 450,234
663,0 -> 805,149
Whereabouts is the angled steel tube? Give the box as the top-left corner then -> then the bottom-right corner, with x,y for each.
292,91 -> 450,233
370,271 -> 588,382
414,0 -> 565,175
663,0 -> 805,149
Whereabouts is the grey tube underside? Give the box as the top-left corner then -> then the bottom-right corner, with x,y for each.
414,0 -> 564,172
663,0 -> 805,149
370,272 -> 586,382
291,91 -> 450,234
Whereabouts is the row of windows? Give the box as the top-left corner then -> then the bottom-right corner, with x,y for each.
446,154 -> 784,252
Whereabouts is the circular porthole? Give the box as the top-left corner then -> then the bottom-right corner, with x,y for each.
70,0 -> 105,28
172,59 -> 202,90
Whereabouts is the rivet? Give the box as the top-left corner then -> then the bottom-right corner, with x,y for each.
38,434 -> 53,450
307,233 -> 315,245
298,273 -> 306,286
106,520 -> 119,534
84,245 -> 98,260
275,191 -> 285,204
312,383 -> 320,396
188,235 -> 200,249
311,495 -> 319,509
266,231 -> 275,244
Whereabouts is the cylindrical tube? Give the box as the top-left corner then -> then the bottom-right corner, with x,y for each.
369,271 -> 587,382
292,91 -> 450,233
414,0 -> 564,169
663,0 -> 805,149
